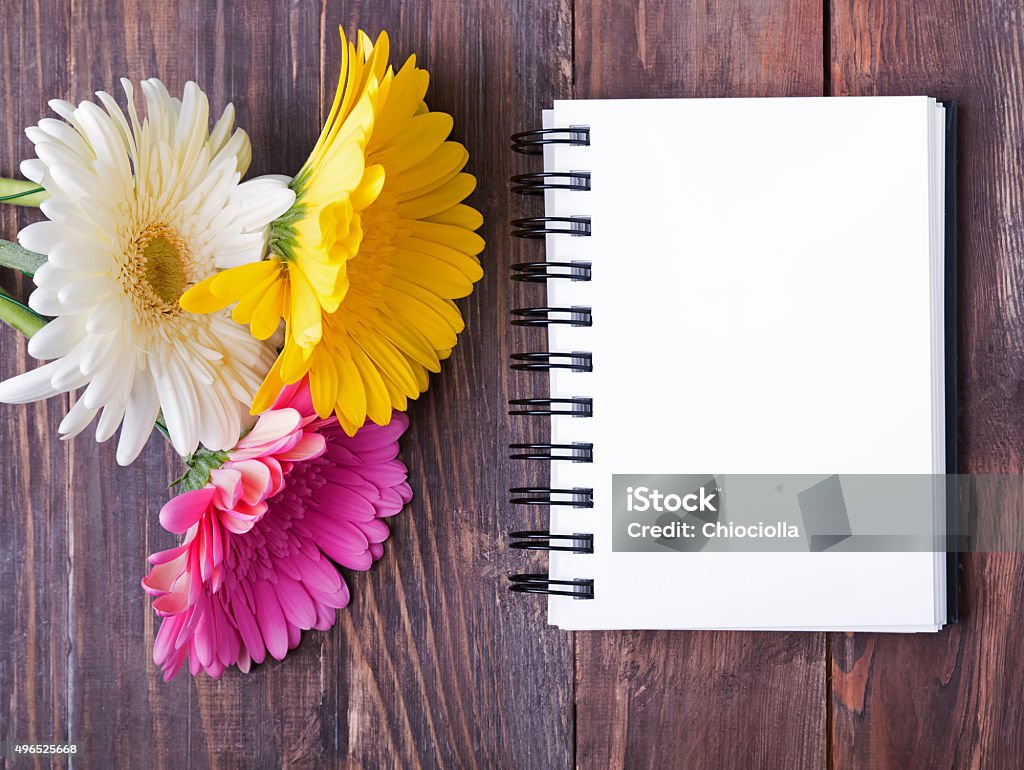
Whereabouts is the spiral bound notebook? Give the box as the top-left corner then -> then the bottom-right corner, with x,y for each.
507,97 -> 957,632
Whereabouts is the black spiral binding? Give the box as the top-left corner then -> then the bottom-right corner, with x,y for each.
508,398 -> 593,417
511,307 -> 592,327
511,261 -> 591,282
511,127 -> 590,155
508,574 -> 595,599
511,216 -> 591,238
510,531 -> 595,553
511,171 -> 591,194
510,352 -> 593,372
508,125 -> 595,600
509,487 -> 594,507
509,442 -> 594,462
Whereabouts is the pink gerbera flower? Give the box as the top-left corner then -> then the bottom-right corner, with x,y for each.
143,379 -> 412,680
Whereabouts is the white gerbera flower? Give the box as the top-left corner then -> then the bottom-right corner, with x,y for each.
0,79 -> 295,465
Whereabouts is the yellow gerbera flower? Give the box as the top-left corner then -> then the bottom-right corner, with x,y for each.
180,28 -> 483,434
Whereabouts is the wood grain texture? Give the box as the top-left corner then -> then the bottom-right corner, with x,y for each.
315,5 -> 576,769
0,5 -> 72,770
1,0 -> 574,768
830,1 -> 1024,767
576,0 -> 825,99
571,2 -> 827,769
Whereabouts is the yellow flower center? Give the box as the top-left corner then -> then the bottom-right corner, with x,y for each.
125,223 -> 193,316
142,232 -> 187,304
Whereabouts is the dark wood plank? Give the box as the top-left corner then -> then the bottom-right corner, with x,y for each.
317,2 -> 576,768
59,2 -> 208,767
830,2 -> 1024,767
0,4 -> 72,769
572,2 -> 827,769
1,1 -> 577,768
577,0 -> 825,99
185,4 -> 330,768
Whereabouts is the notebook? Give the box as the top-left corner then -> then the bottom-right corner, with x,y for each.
507,97 -> 957,632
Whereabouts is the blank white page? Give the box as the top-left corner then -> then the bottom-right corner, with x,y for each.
538,97 -> 946,630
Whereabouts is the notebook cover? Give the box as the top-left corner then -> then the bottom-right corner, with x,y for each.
943,101 -> 959,625
528,98 -> 955,630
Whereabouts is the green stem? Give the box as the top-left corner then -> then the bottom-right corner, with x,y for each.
0,178 -> 47,207
0,287 -> 46,337
0,239 -> 45,276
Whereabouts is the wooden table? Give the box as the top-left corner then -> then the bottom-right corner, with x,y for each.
2,1 -> 1022,767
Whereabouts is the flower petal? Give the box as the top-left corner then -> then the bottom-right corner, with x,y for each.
159,487 -> 215,534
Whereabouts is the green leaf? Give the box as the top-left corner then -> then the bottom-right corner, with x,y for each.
0,239 -> 46,276
154,416 -> 171,441
268,201 -> 305,262
0,289 -> 46,338
171,446 -> 231,492
0,178 -> 47,207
